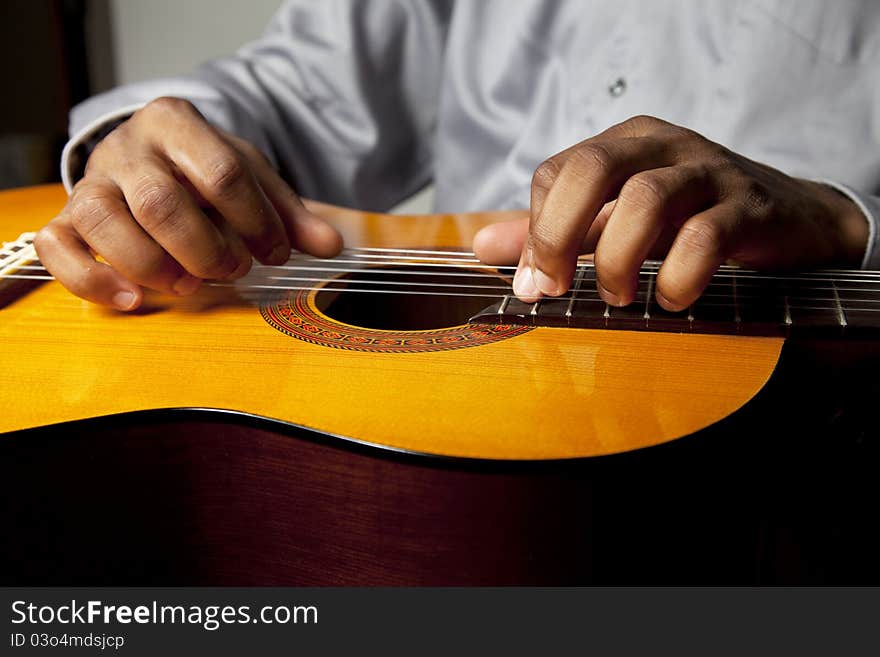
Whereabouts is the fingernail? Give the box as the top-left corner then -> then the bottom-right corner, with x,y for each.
656,291 -> 683,312
112,290 -> 137,311
532,268 -> 561,296
172,274 -> 202,296
513,265 -> 541,302
597,281 -> 622,307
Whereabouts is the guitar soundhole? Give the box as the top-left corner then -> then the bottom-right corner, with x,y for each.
314,266 -> 503,331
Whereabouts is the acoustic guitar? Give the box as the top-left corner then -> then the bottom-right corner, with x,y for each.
1,184 -> 878,585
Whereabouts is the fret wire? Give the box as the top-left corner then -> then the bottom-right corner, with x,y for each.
831,279 -> 847,327
565,266 -> 586,319
643,272 -> 654,320
732,270 -> 740,324
498,295 -> 511,315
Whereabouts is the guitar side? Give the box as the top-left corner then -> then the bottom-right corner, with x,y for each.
0,185 -> 784,459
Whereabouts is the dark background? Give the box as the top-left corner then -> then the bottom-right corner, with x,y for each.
0,0 -> 114,189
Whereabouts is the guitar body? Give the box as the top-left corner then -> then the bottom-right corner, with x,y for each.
1,185 -> 878,584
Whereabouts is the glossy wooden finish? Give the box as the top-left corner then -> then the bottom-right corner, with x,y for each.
0,184 -> 784,459
3,339 -> 879,585
1,186 -> 878,586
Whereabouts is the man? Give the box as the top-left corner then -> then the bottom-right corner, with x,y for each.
35,0 -> 880,313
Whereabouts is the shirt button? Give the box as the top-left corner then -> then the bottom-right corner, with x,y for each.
608,77 -> 627,97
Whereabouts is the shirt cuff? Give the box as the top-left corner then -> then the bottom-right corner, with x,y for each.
60,103 -> 146,194
817,179 -> 880,270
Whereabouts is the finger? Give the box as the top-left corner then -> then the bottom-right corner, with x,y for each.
34,218 -> 143,311
530,115 -> 673,221
116,158 -> 244,281
205,206 -> 258,279
593,166 -> 715,306
517,137 -> 671,300
474,201 -> 618,269
473,216 -> 529,265
578,199 -> 616,254
147,107 -> 291,265
231,136 -> 343,258
65,179 -> 201,296
655,203 -> 735,311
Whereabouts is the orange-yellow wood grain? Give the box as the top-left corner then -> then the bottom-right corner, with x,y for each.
0,185 -> 784,460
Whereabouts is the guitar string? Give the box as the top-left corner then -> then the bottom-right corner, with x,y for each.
8,237 -> 880,282
333,246 -> 880,276
10,239 -> 880,279
10,262 -> 880,300
14,257 -> 880,286
10,271 -> 880,316
12,257 -> 880,302
10,237 -> 880,281
7,244 -> 880,312
0,268 -> 880,310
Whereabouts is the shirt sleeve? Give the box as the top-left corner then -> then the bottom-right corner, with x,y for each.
818,180 -> 880,270
62,0 -> 452,211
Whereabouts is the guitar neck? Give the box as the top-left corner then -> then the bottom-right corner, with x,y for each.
470,262 -> 880,338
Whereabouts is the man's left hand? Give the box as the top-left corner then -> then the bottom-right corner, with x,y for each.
473,115 -> 869,310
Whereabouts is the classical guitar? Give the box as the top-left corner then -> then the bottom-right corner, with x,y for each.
1,184 -> 877,585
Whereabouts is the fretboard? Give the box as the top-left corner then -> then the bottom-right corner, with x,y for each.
469,262 -> 880,337
0,233 -> 44,309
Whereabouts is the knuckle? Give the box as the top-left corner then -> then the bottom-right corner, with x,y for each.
528,223 -> 568,258
33,224 -> 60,255
567,143 -> 615,179
69,193 -> 116,237
132,182 -> 183,231
532,159 -> 561,192
701,141 -> 730,167
669,123 -> 701,142
620,172 -> 669,209
205,155 -> 247,198
677,219 -> 723,258
625,114 -> 666,133
144,96 -> 196,118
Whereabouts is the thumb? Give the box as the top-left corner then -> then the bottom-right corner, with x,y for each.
473,216 -> 530,265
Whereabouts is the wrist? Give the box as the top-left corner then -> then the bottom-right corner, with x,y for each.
61,103 -> 144,193
806,180 -> 870,267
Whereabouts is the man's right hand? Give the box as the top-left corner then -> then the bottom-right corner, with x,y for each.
34,96 -> 343,311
